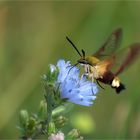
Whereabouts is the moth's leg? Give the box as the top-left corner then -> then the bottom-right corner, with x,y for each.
80,72 -> 88,80
80,64 -> 89,80
96,79 -> 105,90
91,75 -> 96,94
91,74 -> 95,83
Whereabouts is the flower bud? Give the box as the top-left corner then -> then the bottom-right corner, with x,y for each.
48,122 -> 56,134
54,116 -> 68,128
50,64 -> 57,73
38,100 -> 47,120
28,117 -> 36,131
19,110 -> 29,127
68,129 -> 80,138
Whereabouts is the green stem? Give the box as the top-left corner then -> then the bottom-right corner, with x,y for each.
44,84 -> 54,132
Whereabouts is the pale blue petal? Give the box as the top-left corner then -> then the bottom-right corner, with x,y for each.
57,60 -> 70,78
68,96 -> 94,106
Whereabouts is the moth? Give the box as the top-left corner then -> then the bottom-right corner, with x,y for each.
66,28 -> 140,93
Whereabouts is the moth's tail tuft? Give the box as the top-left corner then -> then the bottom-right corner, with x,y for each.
115,83 -> 125,93
111,77 -> 125,94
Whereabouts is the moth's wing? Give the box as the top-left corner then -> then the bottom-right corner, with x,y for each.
96,43 -> 140,76
115,43 -> 140,76
93,28 -> 122,59
96,57 -> 116,75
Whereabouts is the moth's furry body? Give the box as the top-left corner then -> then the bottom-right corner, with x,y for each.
81,56 -> 125,93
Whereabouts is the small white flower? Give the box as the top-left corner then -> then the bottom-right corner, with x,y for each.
48,132 -> 64,140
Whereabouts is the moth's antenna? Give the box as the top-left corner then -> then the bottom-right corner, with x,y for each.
66,36 -> 82,57
81,49 -> 85,58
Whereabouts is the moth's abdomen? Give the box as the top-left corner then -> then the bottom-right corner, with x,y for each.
98,71 -> 125,93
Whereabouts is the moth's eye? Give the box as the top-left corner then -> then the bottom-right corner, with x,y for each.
82,61 -> 87,64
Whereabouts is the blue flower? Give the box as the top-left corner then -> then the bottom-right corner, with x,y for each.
56,59 -> 98,106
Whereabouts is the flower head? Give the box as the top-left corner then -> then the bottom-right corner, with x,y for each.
56,60 -> 98,106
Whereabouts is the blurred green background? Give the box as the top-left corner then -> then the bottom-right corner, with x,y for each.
0,1 -> 140,139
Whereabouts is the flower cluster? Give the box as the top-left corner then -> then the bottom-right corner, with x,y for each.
18,59 -> 99,139
51,60 -> 98,106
